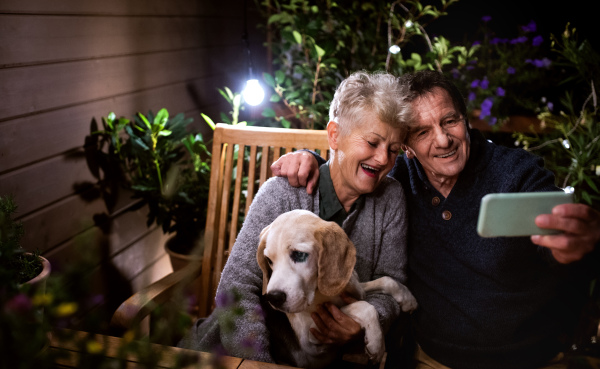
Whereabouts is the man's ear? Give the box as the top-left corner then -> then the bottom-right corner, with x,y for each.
402,145 -> 415,159
326,121 -> 339,151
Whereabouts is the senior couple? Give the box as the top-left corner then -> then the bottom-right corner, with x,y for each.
181,70 -> 600,369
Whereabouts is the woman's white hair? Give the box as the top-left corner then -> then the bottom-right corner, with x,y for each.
328,70 -> 412,142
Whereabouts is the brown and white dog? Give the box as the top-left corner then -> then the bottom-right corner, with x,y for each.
257,209 -> 417,368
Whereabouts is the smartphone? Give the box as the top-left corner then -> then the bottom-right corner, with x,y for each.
476,191 -> 573,237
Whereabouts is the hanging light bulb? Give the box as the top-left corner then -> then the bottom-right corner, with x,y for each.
243,79 -> 265,106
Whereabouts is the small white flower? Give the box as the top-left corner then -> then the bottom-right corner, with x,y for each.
562,139 -> 570,149
389,45 -> 401,54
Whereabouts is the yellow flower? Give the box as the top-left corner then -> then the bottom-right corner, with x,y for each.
86,340 -> 103,354
123,330 -> 135,344
55,302 -> 78,317
32,293 -> 53,306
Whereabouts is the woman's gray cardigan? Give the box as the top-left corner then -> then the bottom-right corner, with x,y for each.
179,175 -> 409,364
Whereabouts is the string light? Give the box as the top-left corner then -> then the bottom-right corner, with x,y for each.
241,0 -> 264,106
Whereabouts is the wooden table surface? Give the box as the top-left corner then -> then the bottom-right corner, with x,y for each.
49,329 -> 299,369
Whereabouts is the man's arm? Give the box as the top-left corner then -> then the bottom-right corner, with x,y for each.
532,203 -> 600,264
271,150 -> 325,194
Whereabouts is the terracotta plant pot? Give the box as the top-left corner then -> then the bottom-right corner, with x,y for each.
164,233 -> 204,272
22,254 -> 51,295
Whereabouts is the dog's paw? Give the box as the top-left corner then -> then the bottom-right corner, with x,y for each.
400,293 -> 418,312
364,337 -> 385,363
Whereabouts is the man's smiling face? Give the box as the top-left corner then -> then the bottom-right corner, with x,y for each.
403,87 -> 471,195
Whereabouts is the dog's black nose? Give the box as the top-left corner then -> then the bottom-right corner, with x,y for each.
266,290 -> 287,308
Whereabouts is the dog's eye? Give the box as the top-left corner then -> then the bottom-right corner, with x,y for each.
265,257 -> 273,266
290,251 -> 309,263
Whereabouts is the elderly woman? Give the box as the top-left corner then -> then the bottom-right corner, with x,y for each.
179,70 -> 413,365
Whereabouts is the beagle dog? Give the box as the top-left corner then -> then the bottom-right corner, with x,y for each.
257,209 -> 417,368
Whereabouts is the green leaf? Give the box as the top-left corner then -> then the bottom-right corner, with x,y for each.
262,107 -> 277,118
584,175 -> 599,192
311,5 -> 318,13
158,130 -> 172,137
292,30 -> 302,44
270,94 -> 281,102
138,113 -> 151,129
267,13 -> 283,25
263,73 -> 276,88
154,108 -> 169,127
315,44 -> 325,58
275,70 -> 286,85
201,113 -> 216,130
281,118 -> 291,128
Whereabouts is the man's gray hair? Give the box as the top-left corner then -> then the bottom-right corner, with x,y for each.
328,70 -> 411,141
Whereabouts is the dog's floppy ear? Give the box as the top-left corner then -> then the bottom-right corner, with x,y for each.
256,223 -> 272,295
315,222 -> 356,296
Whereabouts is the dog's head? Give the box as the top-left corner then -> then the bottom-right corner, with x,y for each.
256,209 -> 356,313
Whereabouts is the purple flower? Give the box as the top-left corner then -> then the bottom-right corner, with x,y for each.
471,79 -> 480,88
472,40 -> 481,46
531,58 -> 552,68
468,91 -> 476,101
466,65 -> 475,71
482,15 -> 492,22
4,294 -> 32,314
488,116 -> 498,125
241,336 -> 262,353
507,66 -> 516,74
547,102 -> 554,111
451,68 -> 460,79
532,35 -> 543,47
521,20 -> 537,33
216,291 -> 235,308
510,36 -> 528,44
490,37 -> 501,45
480,78 -> 490,90
496,87 -> 505,97
480,98 -> 494,118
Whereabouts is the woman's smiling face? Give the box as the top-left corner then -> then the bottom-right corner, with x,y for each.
403,87 -> 470,196
328,111 -> 402,208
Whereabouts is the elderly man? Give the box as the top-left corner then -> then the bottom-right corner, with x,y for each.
271,70 -> 600,369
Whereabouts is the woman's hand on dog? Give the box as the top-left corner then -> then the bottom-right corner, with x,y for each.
310,295 -> 363,346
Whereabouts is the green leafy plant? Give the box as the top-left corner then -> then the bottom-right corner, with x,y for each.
95,109 -> 211,253
257,0 -> 459,129
513,26 -> 600,208
201,87 -> 249,128
0,195 -> 41,287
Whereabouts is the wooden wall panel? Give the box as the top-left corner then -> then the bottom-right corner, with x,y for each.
0,15 -> 243,67
0,0 -> 245,17
0,79 -> 230,174
0,46 -> 243,121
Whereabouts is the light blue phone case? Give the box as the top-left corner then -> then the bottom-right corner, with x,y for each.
477,192 -> 573,237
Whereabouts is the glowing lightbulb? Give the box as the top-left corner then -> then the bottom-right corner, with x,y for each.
389,45 -> 401,54
242,79 -> 265,106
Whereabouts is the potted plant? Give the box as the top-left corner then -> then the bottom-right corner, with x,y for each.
0,194 -> 51,291
94,109 -> 211,269
0,194 -> 52,367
